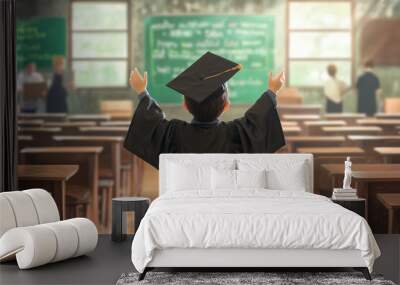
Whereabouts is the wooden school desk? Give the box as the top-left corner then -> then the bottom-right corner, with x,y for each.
277,104 -> 322,115
100,121 -> 131,127
282,126 -> 302,136
18,112 -> 66,121
18,127 -> 62,140
20,146 -> 103,225
285,136 -> 346,153
53,136 -> 123,196
67,114 -> 111,123
303,120 -> 347,135
18,164 -> 79,219
356,119 -> 400,134
375,113 -> 400,120
348,135 -> 400,162
18,135 -> 33,151
321,163 -> 400,233
324,113 -> 366,125
17,119 -> 44,127
377,193 -> 400,234
298,147 -> 366,195
78,126 -> 143,196
45,121 -> 97,127
374,147 -> 400,163
321,126 -> 383,136
79,126 -> 129,135
43,121 -> 97,135
282,114 -> 321,122
297,147 -> 365,157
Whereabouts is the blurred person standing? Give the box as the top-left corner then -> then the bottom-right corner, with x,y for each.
46,56 -> 72,113
17,62 -> 45,112
356,60 -> 381,116
323,64 -> 348,113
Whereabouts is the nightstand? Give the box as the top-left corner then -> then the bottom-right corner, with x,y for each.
331,197 -> 366,218
112,197 -> 150,242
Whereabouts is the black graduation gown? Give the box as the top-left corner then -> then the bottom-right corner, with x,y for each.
356,71 -> 380,116
124,90 -> 286,169
46,73 -> 68,113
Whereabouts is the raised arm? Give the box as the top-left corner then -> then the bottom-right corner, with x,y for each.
232,71 -> 286,153
124,68 -> 173,168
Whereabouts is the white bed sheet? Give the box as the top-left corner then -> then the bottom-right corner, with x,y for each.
131,190 -> 380,273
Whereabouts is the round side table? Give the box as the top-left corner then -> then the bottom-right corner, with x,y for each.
112,197 -> 150,242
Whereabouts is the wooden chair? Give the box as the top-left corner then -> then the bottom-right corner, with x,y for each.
276,87 -> 303,105
98,179 -> 114,228
78,127 -> 137,196
100,100 -> 133,120
384,98 -> 400,113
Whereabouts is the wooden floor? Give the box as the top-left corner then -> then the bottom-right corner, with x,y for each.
0,235 -> 399,285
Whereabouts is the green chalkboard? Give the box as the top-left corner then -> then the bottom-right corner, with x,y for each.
144,15 -> 274,104
16,17 -> 66,70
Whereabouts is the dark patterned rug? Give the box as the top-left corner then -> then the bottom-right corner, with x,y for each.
116,271 -> 396,285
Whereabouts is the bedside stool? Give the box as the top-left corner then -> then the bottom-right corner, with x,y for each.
112,197 -> 150,242
331,197 -> 366,218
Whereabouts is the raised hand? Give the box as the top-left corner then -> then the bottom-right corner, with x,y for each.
129,68 -> 148,94
268,71 -> 285,94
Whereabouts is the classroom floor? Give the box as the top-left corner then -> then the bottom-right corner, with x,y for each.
1,235 -> 399,285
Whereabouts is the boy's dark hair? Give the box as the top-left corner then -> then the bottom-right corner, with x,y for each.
185,86 -> 227,122
364,60 -> 374,68
327,64 -> 337,77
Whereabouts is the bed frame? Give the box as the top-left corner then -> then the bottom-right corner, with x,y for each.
140,248 -> 371,280
139,154 -> 372,281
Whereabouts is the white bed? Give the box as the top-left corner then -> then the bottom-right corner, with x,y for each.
131,154 -> 380,280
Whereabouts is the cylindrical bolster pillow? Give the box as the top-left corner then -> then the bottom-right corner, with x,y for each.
0,218 -> 98,269
0,191 -> 39,227
23,189 -> 60,224
66,218 -> 98,257
0,226 -> 57,269
42,222 -> 79,263
0,196 -> 17,237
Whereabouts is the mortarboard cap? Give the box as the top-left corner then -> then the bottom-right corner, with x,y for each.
166,52 -> 241,103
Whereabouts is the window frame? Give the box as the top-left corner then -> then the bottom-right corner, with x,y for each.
69,0 -> 131,91
285,0 -> 355,89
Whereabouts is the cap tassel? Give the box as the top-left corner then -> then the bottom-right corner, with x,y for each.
202,64 -> 242,80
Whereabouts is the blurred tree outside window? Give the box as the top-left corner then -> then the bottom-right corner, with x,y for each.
288,1 -> 353,87
71,1 -> 129,88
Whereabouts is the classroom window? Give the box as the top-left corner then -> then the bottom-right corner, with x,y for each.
287,0 -> 353,87
70,1 -> 129,88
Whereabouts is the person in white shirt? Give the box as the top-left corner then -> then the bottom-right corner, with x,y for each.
323,64 -> 348,113
17,63 -> 45,113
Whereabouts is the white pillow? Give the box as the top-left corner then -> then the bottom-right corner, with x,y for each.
211,168 -> 237,190
167,162 -> 211,191
166,159 -> 236,192
211,169 -> 267,190
266,166 -> 307,192
237,169 -> 267,189
237,158 -> 309,192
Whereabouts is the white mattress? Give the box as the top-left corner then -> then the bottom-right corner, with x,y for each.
131,190 -> 380,273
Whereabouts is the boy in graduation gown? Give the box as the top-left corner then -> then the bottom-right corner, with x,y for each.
124,52 -> 286,169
